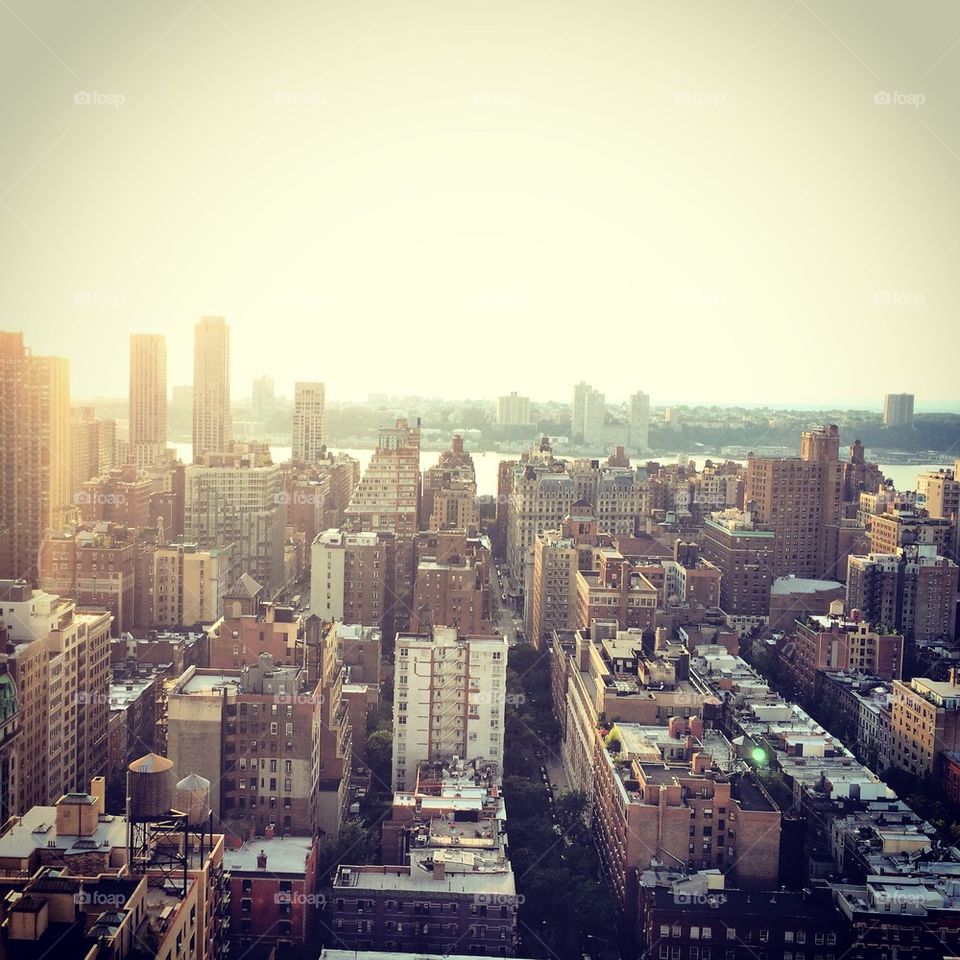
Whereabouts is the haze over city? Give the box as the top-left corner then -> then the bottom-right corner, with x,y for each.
3,0 -> 960,403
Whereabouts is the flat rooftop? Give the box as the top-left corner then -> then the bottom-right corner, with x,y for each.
0,806 -> 127,860
225,835 -> 314,874
335,862 -> 515,895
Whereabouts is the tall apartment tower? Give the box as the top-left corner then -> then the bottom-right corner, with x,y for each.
292,382 -> 326,463
883,393 -> 915,427
745,425 -> 842,579
129,333 -> 167,467
345,418 -> 421,632
0,333 -> 70,582
496,391 -> 531,426
192,316 -> 232,460
628,391 -> 650,452
392,627 -> 507,791
571,382 -> 605,445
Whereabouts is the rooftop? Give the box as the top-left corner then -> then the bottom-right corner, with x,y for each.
225,835 -> 314,874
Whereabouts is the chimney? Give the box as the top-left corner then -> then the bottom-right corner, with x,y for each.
951,667 -> 958,687
265,823 -> 275,840
256,850 -> 268,870
433,858 -> 446,880
90,776 -> 106,816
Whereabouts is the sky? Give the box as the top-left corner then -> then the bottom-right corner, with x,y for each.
2,0 -> 960,407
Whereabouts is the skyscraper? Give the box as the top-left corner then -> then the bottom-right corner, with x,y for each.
571,381 -> 605,445
745,425 -> 842,578
192,316 -> 232,460
391,627 -> 506,791
129,333 -> 167,468
883,393 -> 915,426
291,381 -> 326,463
0,333 -> 70,582
628,390 -> 650,452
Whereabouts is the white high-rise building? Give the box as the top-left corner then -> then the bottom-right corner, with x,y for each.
628,390 -> 650,452
129,334 -> 168,468
292,381 -> 326,463
571,381 -> 605,445
392,627 -> 507,791
192,316 -> 232,460
496,391 -> 530,427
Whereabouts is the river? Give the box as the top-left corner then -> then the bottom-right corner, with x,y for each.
169,443 -> 946,497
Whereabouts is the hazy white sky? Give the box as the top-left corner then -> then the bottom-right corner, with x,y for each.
2,0 -> 959,406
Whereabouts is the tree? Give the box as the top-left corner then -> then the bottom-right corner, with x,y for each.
365,729 -> 393,791
317,820 -> 379,882
554,789 -> 589,842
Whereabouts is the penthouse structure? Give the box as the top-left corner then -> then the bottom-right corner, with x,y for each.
392,628 -> 507,792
